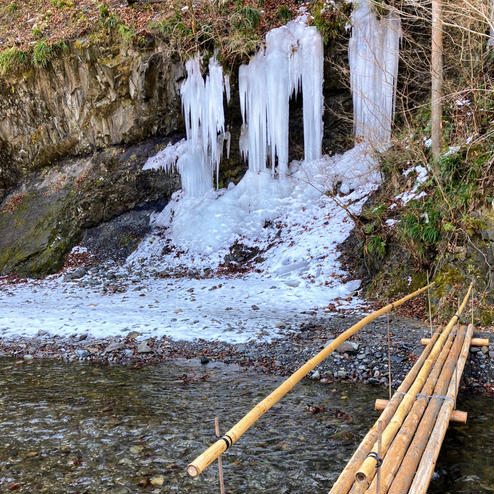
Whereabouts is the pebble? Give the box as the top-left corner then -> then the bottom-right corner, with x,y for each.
150,476 -> 164,487
310,370 -> 321,380
75,349 -> 89,358
137,342 -> 153,354
336,342 -> 359,354
23,354 -> 33,360
104,341 -> 125,353
127,331 -> 142,339
200,357 -> 210,365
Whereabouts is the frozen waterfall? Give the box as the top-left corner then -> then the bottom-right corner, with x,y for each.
239,19 -> 324,176
133,3 -> 402,266
143,55 -> 230,198
349,0 -> 401,148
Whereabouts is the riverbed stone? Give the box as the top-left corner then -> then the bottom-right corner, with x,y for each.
336,341 -> 359,354
310,370 -> 321,380
104,341 -> 125,353
137,341 -> 153,354
150,476 -> 165,487
127,331 -> 142,339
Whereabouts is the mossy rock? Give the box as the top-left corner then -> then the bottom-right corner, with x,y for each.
0,189 -> 79,276
0,138 -> 180,277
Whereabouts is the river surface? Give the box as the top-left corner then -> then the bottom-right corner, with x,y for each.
0,358 -> 492,493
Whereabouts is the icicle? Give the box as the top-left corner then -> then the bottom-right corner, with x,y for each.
224,74 -> 231,104
148,55 -> 228,198
348,0 -> 401,149
225,130 -> 231,160
239,18 -> 324,176
299,25 -> 324,162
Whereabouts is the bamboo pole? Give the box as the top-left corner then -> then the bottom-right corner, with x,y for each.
187,283 -> 435,478
365,326 -> 465,494
354,282 -> 473,487
420,337 -> 488,346
427,271 -> 433,338
374,399 -> 467,424
408,324 -> 474,494
388,323 -> 473,494
328,328 -> 442,494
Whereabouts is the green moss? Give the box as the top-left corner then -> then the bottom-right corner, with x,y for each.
310,1 -> 352,42
31,41 -> 53,67
0,47 -> 27,74
433,267 -> 466,300
277,5 -> 292,23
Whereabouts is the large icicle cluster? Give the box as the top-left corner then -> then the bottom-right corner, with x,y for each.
239,19 -> 324,176
144,56 -> 230,198
349,0 -> 401,148
133,5 -> 403,265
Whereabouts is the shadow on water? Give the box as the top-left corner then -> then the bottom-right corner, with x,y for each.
0,358 -> 492,493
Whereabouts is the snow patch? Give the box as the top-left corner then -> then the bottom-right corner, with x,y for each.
396,165 -> 428,204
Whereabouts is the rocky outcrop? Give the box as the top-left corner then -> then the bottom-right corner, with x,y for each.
0,38 -> 184,195
0,139 -> 180,276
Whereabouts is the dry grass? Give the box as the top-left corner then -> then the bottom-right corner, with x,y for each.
0,0 -> 300,53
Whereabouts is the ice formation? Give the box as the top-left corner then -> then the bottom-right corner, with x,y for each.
143,56 -> 230,197
132,3 -> 402,279
239,19 -> 324,176
349,0 -> 401,148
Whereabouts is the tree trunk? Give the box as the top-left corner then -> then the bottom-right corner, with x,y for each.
431,0 -> 443,160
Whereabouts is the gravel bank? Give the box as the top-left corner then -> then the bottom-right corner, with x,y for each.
1,315 -> 492,395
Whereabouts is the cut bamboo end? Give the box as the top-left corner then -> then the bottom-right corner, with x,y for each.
374,399 -> 467,423
187,465 -> 200,477
420,337 -> 488,346
355,471 -> 367,483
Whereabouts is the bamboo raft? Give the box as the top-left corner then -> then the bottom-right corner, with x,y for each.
187,282 -> 486,494
330,283 -> 475,494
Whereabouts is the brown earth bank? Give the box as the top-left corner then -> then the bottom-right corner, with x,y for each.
1,314 -> 492,395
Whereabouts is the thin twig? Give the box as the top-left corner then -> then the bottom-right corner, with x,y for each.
386,312 -> 392,400
215,417 -> 225,494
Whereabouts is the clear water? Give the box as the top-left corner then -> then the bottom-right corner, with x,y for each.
0,358 -> 492,493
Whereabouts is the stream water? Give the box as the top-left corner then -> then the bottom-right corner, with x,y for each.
0,357 -> 492,493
